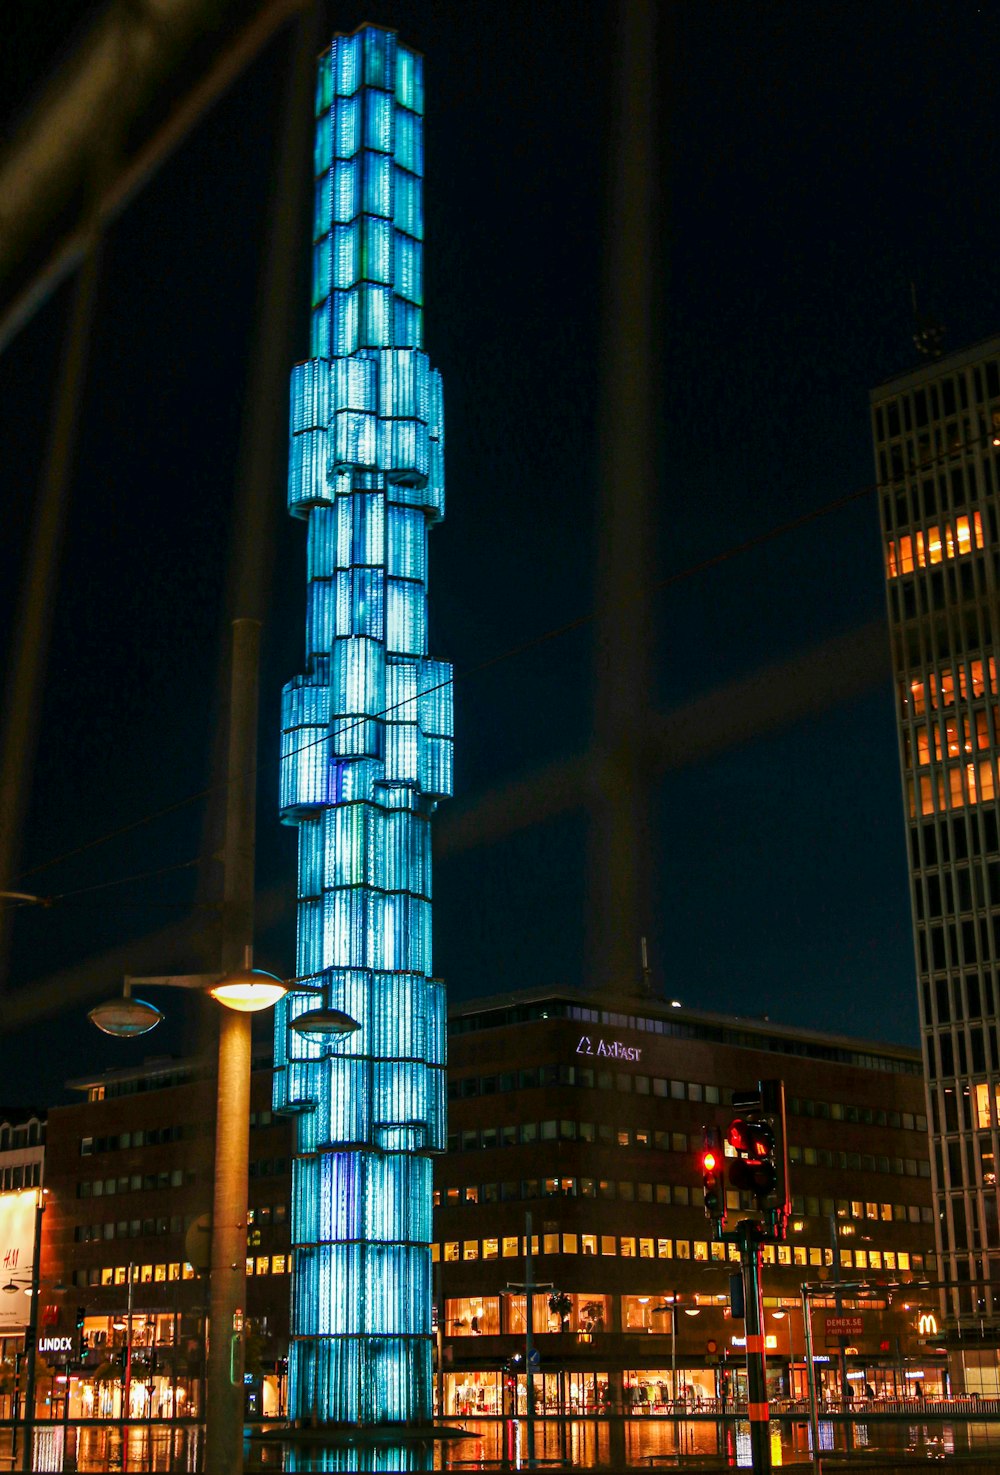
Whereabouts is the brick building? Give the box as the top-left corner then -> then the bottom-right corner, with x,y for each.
40,1050 -> 292,1420
436,989 -> 939,1416
31,989 -> 944,1424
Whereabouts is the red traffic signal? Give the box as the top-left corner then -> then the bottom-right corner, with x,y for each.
701,1128 -> 726,1223
727,1117 -> 774,1161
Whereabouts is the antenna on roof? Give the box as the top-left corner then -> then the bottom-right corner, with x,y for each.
911,281 -> 945,361
640,936 -> 653,997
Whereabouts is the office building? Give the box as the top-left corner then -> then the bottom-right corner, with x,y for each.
436,988 -> 939,1414
40,1053 -> 292,1421
874,336 -> 1000,1347
275,22 -> 451,1426
30,990 -> 950,1425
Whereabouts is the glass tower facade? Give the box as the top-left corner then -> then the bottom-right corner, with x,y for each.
874,336 -> 1000,1328
274,25 -> 451,1423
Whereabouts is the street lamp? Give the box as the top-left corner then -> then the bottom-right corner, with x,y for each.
88,959 -> 288,1470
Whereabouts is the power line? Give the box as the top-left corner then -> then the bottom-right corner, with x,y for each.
10,472 -> 885,892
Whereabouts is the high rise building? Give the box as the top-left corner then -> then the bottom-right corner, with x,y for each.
874,336 -> 1000,1333
274,24 -> 452,1425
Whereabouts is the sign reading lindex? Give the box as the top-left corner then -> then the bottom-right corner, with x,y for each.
825,1315 -> 864,1337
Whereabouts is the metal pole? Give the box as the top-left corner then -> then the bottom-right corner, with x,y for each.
827,1213 -> 851,1448
740,1222 -> 771,1475
524,1211 -> 535,1465
801,1285 -> 821,1475
204,618 -> 260,1475
19,1189 -> 44,1473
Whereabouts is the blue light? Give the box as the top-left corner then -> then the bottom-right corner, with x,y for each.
275,24 -> 449,1427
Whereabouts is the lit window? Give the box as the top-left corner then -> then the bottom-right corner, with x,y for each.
693,1241 -> 708,1262
167,1264 -> 180,1282
483,1238 -> 498,1261
976,1083 -> 992,1129
444,1241 -> 459,1262
898,1252 -> 910,1270
272,1254 -> 287,1274
563,1234 -> 578,1255
502,1236 -> 519,1258
620,1237 -> 636,1257
675,1240 -> 690,1260
245,1258 -> 254,1276
600,1236 -> 616,1256
154,1265 -> 166,1283
980,759 -> 996,802
462,1240 -> 478,1261
657,1238 -> 672,1258
639,1237 -> 654,1258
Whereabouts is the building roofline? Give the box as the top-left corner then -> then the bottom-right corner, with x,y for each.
871,332 -> 1000,400
447,984 -> 921,1064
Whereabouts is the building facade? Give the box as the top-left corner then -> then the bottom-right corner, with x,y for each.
40,1054 -> 291,1422
30,991 -> 952,1424
874,336 -> 1000,1341
436,990 -> 939,1415
274,22 -> 451,1426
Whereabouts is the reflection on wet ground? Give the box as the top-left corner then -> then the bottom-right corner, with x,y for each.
0,1415 -> 997,1470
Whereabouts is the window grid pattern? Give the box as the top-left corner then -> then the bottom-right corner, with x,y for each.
874,344 -> 1000,1323
275,25 -> 450,1426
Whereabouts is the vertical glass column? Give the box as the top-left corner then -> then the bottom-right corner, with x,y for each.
274,24 -> 451,1425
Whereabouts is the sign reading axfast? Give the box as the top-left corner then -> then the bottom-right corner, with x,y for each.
575,1035 -> 642,1063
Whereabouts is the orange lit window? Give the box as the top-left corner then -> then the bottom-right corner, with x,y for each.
917,729 -> 930,765
940,670 -> 955,707
949,768 -> 964,809
920,776 -> 933,816
975,1083 -> 992,1130
972,661 -> 986,699
907,779 -> 916,819
965,764 -> 978,805
980,759 -> 996,803
945,720 -> 961,757
887,512 -> 984,579
911,680 -> 926,716
977,710 -> 990,749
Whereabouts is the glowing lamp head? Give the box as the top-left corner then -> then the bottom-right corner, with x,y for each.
702,1150 -> 717,1172
209,967 -> 286,1013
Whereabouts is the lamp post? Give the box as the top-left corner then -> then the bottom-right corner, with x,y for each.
87,617 -> 280,1475
90,962 -> 286,1473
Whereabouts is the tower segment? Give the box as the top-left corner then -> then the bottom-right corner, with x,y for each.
274,24 -> 451,1424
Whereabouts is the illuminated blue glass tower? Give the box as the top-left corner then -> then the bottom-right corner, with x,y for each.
274,24 -> 451,1426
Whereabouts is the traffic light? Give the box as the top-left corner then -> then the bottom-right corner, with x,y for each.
76,1305 -> 86,1357
700,1126 -> 726,1224
727,1117 -> 777,1204
725,1080 -> 790,1234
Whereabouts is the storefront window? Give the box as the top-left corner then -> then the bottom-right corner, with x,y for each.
445,1297 -> 500,1336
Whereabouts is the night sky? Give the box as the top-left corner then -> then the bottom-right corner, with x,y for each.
4,1 -> 1000,1104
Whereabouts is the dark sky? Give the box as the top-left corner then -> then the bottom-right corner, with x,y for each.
4,1 -> 1000,1103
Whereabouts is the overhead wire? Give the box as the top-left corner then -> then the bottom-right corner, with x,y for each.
11,421 -> 987,899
